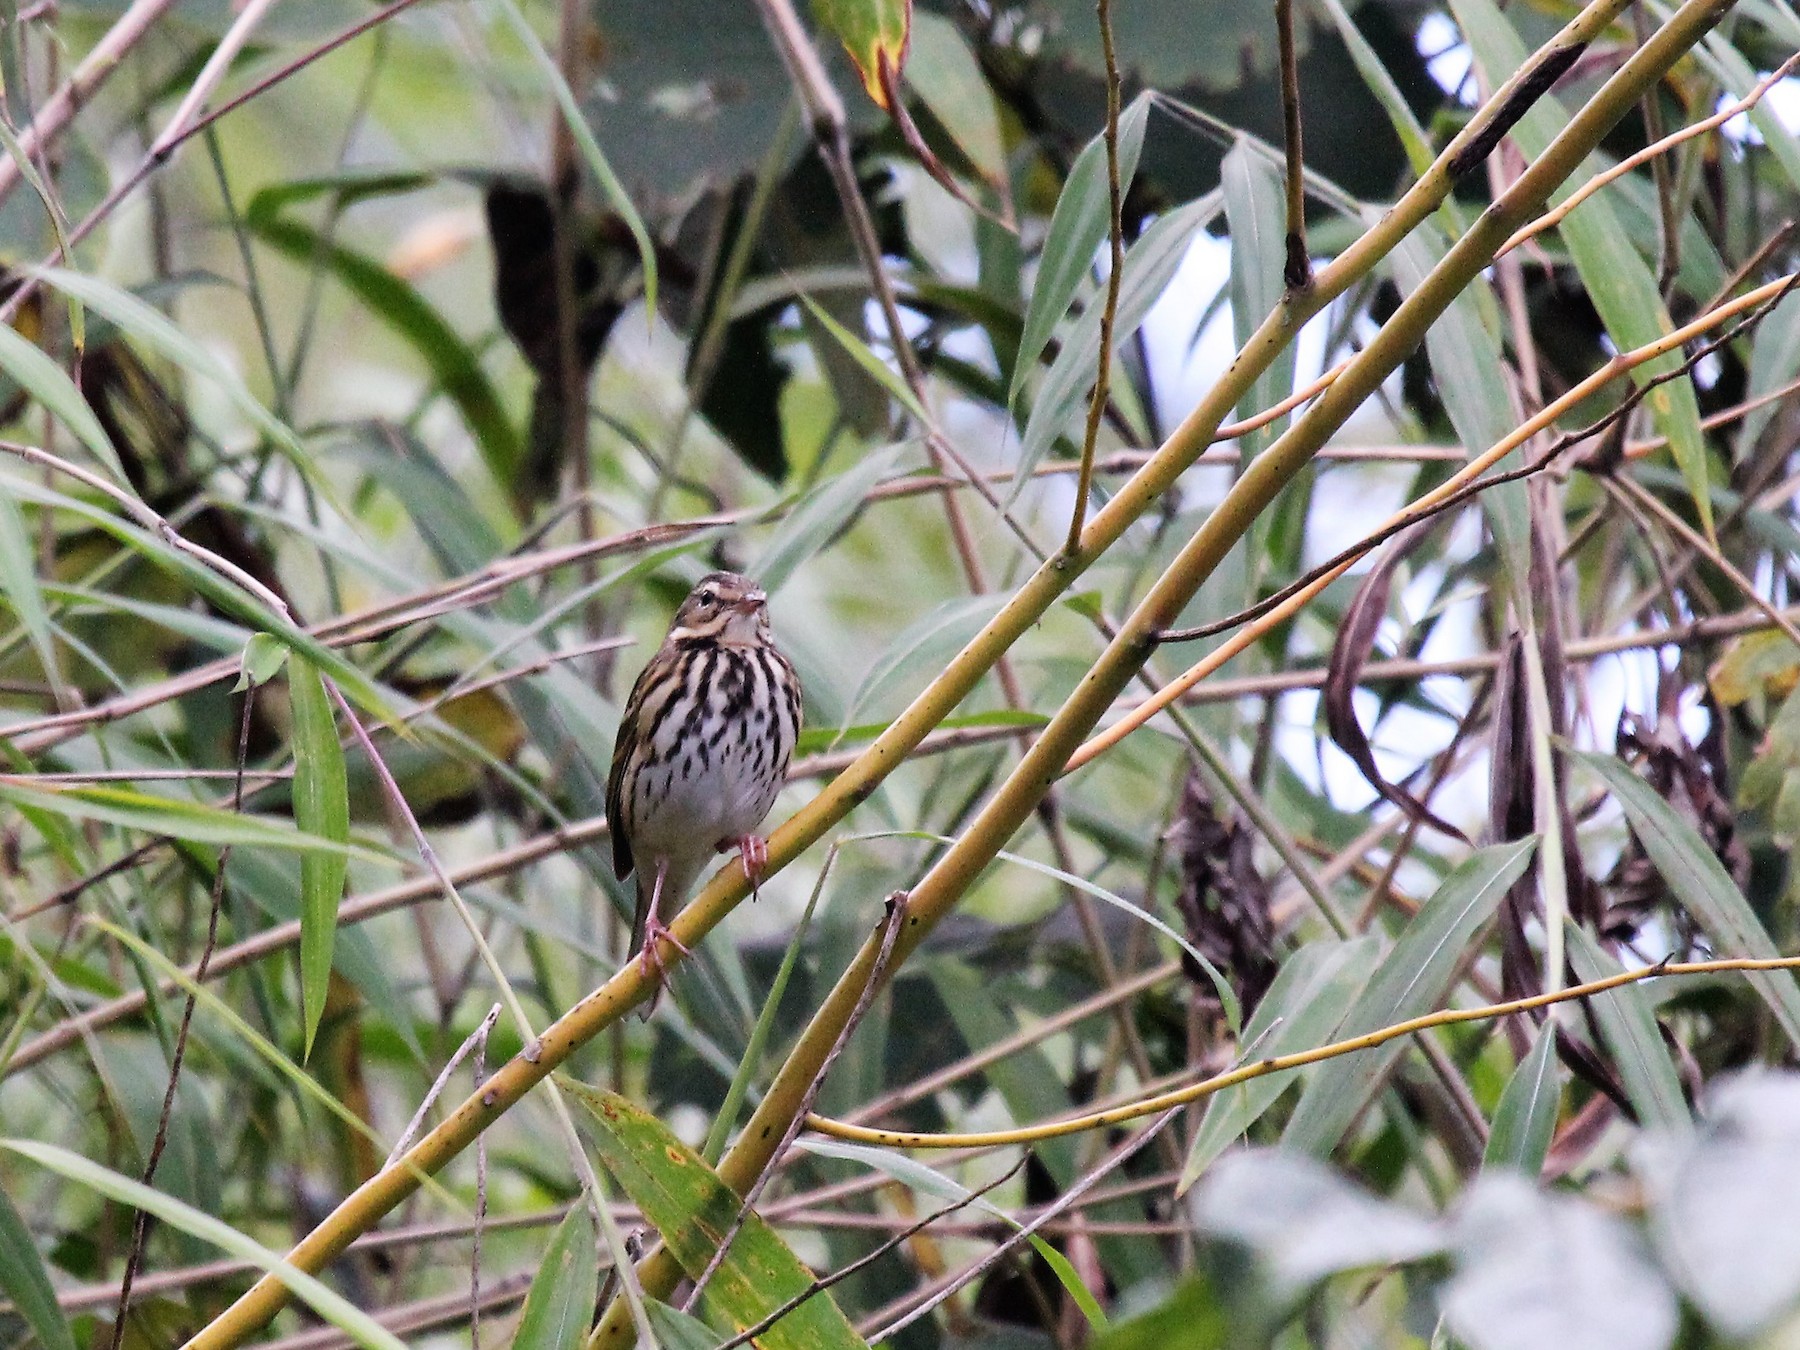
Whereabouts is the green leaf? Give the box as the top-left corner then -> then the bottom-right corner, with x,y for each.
751,443 -> 915,593
798,294 -> 928,426
1566,924 -> 1689,1133
1222,138 -> 1294,461
0,320 -> 122,479
1580,750 -> 1800,1048
1011,92 -> 1152,406
290,656 -> 350,1061
236,632 -> 290,691
1385,217 -> 1527,583
812,0 -> 910,107
1013,191 -> 1220,499
1283,839 -> 1537,1155
905,13 -> 1005,186
1180,937 -> 1379,1192
244,212 -> 524,491
1451,0 -> 1713,536
0,1178 -> 76,1350
0,481 -> 59,688
565,1080 -> 871,1350
512,1206 -> 599,1350
838,592 -> 1005,732
1316,0 -> 1434,177
645,1300 -> 726,1350
0,1139 -> 407,1350
32,268 -> 310,472
0,780 -> 372,856
1483,1021 -> 1561,1176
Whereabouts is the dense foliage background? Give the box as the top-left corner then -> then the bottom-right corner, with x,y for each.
3,0 -> 1800,1347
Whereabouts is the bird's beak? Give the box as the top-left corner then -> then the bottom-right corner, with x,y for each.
735,590 -> 768,613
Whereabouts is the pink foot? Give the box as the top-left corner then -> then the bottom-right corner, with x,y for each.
637,914 -> 692,989
722,834 -> 769,900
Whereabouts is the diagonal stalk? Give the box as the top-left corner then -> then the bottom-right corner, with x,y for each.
587,0 -> 1732,1339
183,1 -> 1645,1342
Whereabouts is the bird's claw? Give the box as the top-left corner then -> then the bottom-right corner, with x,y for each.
723,834 -> 769,900
637,915 -> 691,1013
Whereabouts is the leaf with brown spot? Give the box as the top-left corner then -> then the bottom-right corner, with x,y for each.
564,1079 -> 871,1350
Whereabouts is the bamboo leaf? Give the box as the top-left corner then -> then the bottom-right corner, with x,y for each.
565,1080 -> 871,1350
32,268 -> 310,470
1011,92 -> 1151,406
813,0 -> 910,108
751,443 -> 915,594
1013,191 -> 1220,499
0,320 -> 121,479
1451,0 -> 1713,536
1181,937 -> 1379,1192
290,656 -> 350,1061
1566,924 -> 1690,1132
1222,138 -> 1294,460
0,780 -> 373,857
0,1179 -> 76,1350
0,1139 -> 407,1350
1483,1021 -> 1561,1176
512,1206 -> 600,1350
1580,750 -> 1800,1048
1283,839 -> 1537,1155
486,0 -> 657,312
244,211 -> 524,490
798,294 -> 928,426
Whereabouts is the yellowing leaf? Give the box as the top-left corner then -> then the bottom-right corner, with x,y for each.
813,0 -> 911,108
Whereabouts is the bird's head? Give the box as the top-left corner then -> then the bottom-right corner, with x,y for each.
669,571 -> 770,646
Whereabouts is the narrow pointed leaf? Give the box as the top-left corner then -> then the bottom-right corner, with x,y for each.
1566,924 -> 1689,1132
291,656 -> 350,1061
813,0 -> 911,108
1181,937 -> 1379,1192
0,321 -> 122,479
513,1206 -> 599,1350
0,1139 -> 406,1350
1284,839 -> 1537,1155
1013,191 -> 1219,499
1483,1021 -> 1561,1176
1222,138 -> 1294,460
0,1180 -> 76,1350
1451,0 -> 1713,535
1012,92 -> 1151,406
1581,750 -> 1800,1048
566,1080 -> 871,1350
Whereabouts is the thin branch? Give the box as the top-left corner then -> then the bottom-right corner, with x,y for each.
681,894 -> 909,1312
1064,0 -> 1125,554
804,952 -> 1800,1150
866,1111 -> 1180,1342
1500,51 -> 1800,258
1276,0 -> 1311,289
713,1156 -> 1030,1350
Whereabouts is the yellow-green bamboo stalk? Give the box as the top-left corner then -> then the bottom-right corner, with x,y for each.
184,2 -> 1643,1344
588,1 -> 1726,1343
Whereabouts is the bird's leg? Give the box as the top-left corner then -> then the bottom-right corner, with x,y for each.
722,834 -> 769,902
638,858 -> 692,993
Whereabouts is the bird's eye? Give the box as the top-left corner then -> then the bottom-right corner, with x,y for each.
698,588 -> 717,607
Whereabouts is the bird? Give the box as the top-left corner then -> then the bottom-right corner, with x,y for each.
605,571 -> 802,995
